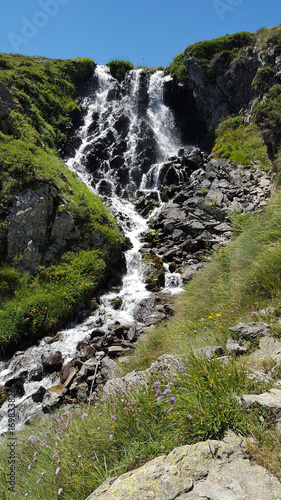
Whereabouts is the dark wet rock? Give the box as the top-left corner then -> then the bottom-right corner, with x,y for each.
41,351 -> 63,374
32,386 -> 46,403
5,371 -> 28,388
28,366 -> 43,382
76,342 -> 96,360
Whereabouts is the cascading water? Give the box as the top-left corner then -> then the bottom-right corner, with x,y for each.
0,66 -> 185,434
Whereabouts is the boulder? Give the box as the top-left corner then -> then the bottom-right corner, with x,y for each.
229,322 -> 270,339
31,386 -> 46,403
142,253 -> 165,291
241,388 -> 281,431
86,432 -> 281,500
42,385 -> 64,412
41,351 -> 63,374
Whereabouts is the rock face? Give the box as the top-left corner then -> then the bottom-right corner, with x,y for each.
86,432 -> 281,500
4,179 -> 120,273
163,38 -> 281,149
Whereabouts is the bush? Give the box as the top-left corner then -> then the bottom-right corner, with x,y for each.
106,60 -> 134,81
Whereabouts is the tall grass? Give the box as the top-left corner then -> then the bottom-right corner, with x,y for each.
0,354 -> 265,499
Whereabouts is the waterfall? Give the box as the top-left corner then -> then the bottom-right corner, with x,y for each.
0,66 -> 185,434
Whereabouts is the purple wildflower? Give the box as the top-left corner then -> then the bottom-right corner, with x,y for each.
187,413 -> 193,420
156,389 -> 161,397
109,434 -> 114,440
178,365 -> 185,371
163,388 -> 171,395
111,415 -> 117,421
169,397 -> 176,405
157,396 -> 163,402
81,413 -> 88,420
154,381 -> 160,387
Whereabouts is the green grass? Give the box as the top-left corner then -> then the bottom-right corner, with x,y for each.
105,60 -> 134,81
0,53 -> 93,149
212,115 -> 271,168
0,353 -> 268,499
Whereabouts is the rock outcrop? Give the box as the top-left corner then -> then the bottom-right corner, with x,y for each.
86,432 -> 281,500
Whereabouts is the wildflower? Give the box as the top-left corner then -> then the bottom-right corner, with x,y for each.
109,434 -> 114,440
156,389 -> 161,397
209,379 -> 214,387
154,381 -> 160,387
92,456 -> 96,460
219,325 -> 223,329
163,388 -> 171,395
187,413 -> 192,420
167,407 -> 173,412
178,365 -> 185,371
157,396 -> 163,402
111,414 -> 117,421
169,397 -> 176,405
56,467 -> 61,475
200,318 -> 205,322
58,488 -> 63,495
216,313 -> 222,317
251,311 -> 258,316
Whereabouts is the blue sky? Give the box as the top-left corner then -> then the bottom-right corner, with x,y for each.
1,0 -> 281,67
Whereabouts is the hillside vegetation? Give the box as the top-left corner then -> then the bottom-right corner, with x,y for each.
0,54 -> 124,356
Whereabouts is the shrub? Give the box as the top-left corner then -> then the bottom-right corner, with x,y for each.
106,60 -> 134,81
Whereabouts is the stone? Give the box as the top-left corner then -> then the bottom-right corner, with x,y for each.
250,337 -> 281,364
31,386 -> 46,403
196,345 -> 224,359
241,389 -> 281,430
28,366 -> 43,382
100,356 -> 119,381
42,385 -> 64,412
107,346 -> 124,357
226,338 -> 248,355
60,362 -> 77,385
229,322 -> 270,339
41,351 -> 63,374
79,358 -> 98,378
86,432 -> 281,500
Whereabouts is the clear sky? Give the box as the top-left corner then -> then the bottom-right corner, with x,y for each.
1,0 -> 281,67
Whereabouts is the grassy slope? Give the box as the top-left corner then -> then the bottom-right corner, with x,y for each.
0,54 -> 123,356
